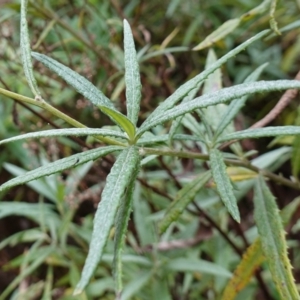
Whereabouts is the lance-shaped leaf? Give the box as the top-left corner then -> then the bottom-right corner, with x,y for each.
209,148 -> 240,222
0,128 -> 127,145
114,158 -> 140,295
221,239 -> 265,300
202,49 -> 223,127
20,0 -> 41,97
143,30 -> 270,125
214,63 -> 268,139
100,106 -> 135,140
253,175 -> 299,299
218,126 -> 300,143
222,196 -> 300,300
159,171 -> 211,233
123,19 -> 141,126
137,80 -> 300,138
74,146 -> 140,295
0,146 -> 122,193
32,52 -> 135,139
193,18 -> 241,51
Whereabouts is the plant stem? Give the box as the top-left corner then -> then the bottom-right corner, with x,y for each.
0,87 -> 126,147
142,147 -> 300,190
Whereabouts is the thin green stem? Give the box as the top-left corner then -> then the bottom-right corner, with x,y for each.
141,147 -> 300,190
0,87 -> 126,147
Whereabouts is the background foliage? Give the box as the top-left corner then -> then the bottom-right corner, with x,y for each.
1,0 -> 300,299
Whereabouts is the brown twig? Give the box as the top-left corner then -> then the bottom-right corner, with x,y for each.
219,70 -> 300,150
251,70 -> 300,129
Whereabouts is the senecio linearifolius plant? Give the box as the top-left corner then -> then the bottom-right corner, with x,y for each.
0,0 -> 300,298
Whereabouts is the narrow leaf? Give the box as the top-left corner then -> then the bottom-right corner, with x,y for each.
137,80 -> 300,137
137,134 -> 204,146
202,49 -> 233,135
100,106 -> 135,140
0,128 -> 127,145
0,146 -> 122,193
214,63 -> 268,139
193,18 -> 241,51
159,171 -> 211,233
74,146 -> 140,294
20,0 -> 41,97
222,196 -> 300,300
209,148 -> 240,222
143,30 -> 270,124
31,52 -> 113,108
169,81 -> 203,144
221,239 -> 264,300
218,126 -> 300,143
114,161 -> 140,295
32,52 -> 136,137
166,258 -> 232,278
253,175 -> 299,299
123,19 -> 142,126
0,245 -> 54,300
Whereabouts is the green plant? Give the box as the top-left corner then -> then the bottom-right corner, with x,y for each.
1,1 -> 300,299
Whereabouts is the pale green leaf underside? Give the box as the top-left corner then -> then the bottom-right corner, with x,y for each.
144,30 -> 270,123
0,146 -> 122,193
209,148 -> 240,222
0,128 -> 127,145
159,171 -> 211,233
254,176 -> 299,299
124,19 -> 142,126
20,0 -> 41,97
218,126 -> 300,143
74,146 -> 140,295
137,80 -> 300,137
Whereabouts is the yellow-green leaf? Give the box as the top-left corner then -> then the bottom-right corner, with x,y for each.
253,175 -> 299,299
100,106 -> 136,141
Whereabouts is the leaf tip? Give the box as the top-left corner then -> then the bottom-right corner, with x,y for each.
73,288 -> 82,296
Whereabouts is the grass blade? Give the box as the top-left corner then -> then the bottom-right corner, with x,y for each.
137,80 -> 300,137
0,146 -> 122,193
209,148 -> 240,222
20,0 -> 41,97
0,245 -> 54,300
123,19 -> 141,126
159,171 -> 211,233
218,126 -> 300,143
74,146 -> 140,295
253,175 -> 299,299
